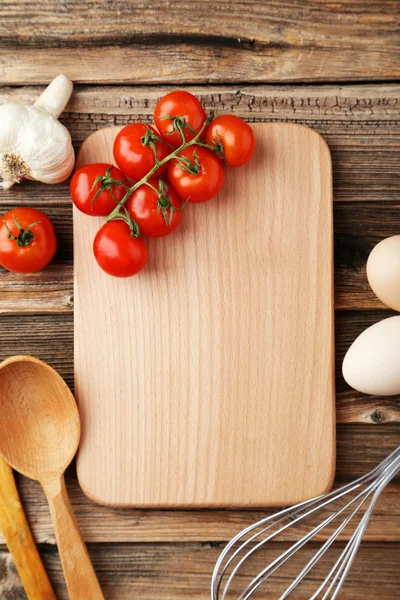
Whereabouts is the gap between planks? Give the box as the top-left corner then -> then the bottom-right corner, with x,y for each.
1,43 -> 399,85
1,541 -> 400,600
1,299 -> 400,425
0,262 -> 388,314
1,84 -> 399,122
0,474 -> 398,545
3,200 -> 400,312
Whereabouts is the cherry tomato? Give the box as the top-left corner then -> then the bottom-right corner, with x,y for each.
126,179 -> 183,238
205,115 -> 256,167
154,91 -> 206,148
70,163 -> 127,216
113,123 -> 170,180
93,220 -> 148,277
167,146 -> 224,203
0,207 -> 56,273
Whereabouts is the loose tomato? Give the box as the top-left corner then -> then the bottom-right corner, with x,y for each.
93,220 -> 148,277
167,146 -> 224,203
205,115 -> 256,167
154,91 -> 206,148
70,163 -> 127,216
126,179 -> 183,238
113,123 -> 170,180
0,207 -> 56,273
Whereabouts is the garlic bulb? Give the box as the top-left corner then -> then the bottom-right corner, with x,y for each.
0,74 -> 75,190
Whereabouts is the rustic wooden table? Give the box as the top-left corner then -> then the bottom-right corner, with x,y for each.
1,1 -> 400,598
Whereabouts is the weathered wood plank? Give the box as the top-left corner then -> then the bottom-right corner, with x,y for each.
2,84 -> 399,122
0,7 -> 398,597
0,474 -> 397,546
1,1 -> 399,83
0,259 -> 385,314
0,261 -> 377,314
1,0 -> 398,49
0,264 -> 73,315
1,85 -> 399,206
334,202 -> 400,310
0,552 -> 26,599
0,148 -> 392,205
0,85 -> 398,312
1,197 -> 398,242
334,310 -> 400,422
2,542 -> 400,599
1,309 -> 400,424
1,306 -> 399,550
1,201 -> 400,312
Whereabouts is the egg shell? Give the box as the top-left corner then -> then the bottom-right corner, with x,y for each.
367,235 -> 400,311
342,315 -> 400,396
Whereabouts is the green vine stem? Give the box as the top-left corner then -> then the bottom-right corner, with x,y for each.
4,216 -> 40,247
106,113 -> 218,225
89,166 -> 128,206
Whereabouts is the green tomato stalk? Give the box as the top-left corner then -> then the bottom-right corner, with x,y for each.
101,112 -> 221,234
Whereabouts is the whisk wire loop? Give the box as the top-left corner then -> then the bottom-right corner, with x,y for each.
212,446 -> 400,600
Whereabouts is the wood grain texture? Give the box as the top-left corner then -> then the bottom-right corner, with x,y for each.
0,356 -> 103,600
0,0 -> 399,593
0,263 -> 73,315
1,205 -> 397,313
1,0 -> 398,48
0,307 -> 397,444
0,84 -> 397,205
3,83 -> 400,126
0,551 -> 26,600
0,84 -> 399,313
0,81 -> 398,591
43,477 -> 104,600
2,541 -> 400,599
74,123 -> 335,507
0,474 -> 399,545
0,458 -> 56,599
1,1 -> 399,83
1,311 -> 399,425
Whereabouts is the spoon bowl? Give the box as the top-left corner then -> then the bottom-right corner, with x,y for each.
0,356 -> 79,481
0,355 -> 103,600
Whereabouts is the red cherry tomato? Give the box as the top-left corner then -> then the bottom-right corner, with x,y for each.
113,123 -> 170,180
205,115 -> 256,167
167,146 -> 224,203
70,163 -> 127,216
126,179 -> 183,238
93,220 -> 148,277
154,90 -> 206,148
0,207 -> 56,273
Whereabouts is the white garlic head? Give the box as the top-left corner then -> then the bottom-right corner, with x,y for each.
0,75 -> 75,190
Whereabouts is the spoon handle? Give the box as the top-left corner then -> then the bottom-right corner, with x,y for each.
43,474 -> 104,600
0,457 -> 56,600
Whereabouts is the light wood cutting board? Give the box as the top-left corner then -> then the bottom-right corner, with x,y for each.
74,123 -> 335,507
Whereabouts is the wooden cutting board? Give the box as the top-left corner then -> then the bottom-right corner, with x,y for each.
74,123 -> 335,507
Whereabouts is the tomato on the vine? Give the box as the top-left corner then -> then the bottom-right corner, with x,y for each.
93,220 -> 148,277
205,115 -> 256,167
167,146 -> 224,203
0,207 -> 56,273
70,163 -> 127,216
154,91 -> 206,148
73,92 -> 258,278
126,179 -> 183,238
113,123 -> 170,180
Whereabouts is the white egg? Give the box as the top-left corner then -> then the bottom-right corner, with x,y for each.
367,235 -> 400,311
342,315 -> 400,395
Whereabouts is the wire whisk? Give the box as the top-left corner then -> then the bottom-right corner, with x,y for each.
211,446 -> 400,599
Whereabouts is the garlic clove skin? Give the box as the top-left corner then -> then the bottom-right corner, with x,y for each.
0,75 -> 75,191
33,74 -> 73,119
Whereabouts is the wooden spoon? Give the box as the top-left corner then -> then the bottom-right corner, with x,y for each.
0,355 -> 104,600
0,456 -> 56,599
